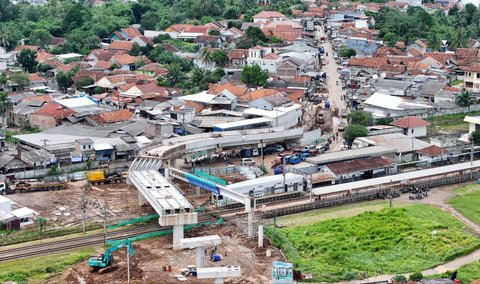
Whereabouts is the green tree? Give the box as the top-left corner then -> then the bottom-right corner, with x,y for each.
392,275 -> 407,282
268,36 -> 283,44
17,49 -> 38,73
347,110 -> 373,126
212,50 -> 228,67
236,37 -> 253,49
471,130 -> 480,145
339,46 -> 356,58
409,272 -> 423,282
37,63 -> 53,73
241,64 -> 268,87
427,32 -> 441,51
246,26 -> 266,45
455,89 -> 474,107
343,124 -> 368,146
34,217 -> 47,235
191,66 -> 206,84
223,6 -> 240,19
74,77 -> 94,90
56,71 -> 74,92
164,63 -> 186,86
0,92 -> 12,129
0,74 -> 6,86
199,47 -> 214,69
29,29 -> 52,47
208,30 -> 221,36
129,42 -> 142,56
9,72 -> 29,90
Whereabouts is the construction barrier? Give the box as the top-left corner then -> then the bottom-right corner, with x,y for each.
194,169 -> 227,186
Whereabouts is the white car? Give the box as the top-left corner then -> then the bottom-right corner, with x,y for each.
240,158 -> 256,166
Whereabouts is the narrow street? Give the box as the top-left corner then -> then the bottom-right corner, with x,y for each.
315,25 -> 347,151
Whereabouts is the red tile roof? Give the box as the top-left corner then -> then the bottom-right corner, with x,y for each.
90,49 -> 122,61
21,94 -> 52,103
112,53 -> 136,65
33,103 -> 73,119
227,49 -> 248,60
417,145 -> 447,157
108,41 -> 134,51
395,41 -> 406,49
87,109 -> 133,125
122,27 -> 142,39
184,26 -> 209,34
166,24 -> 196,32
36,51 -> 54,62
184,101 -> 205,113
460,63 -> 480,72
28,73 -> 46,83
326,156 -> 394,175
348,57 -> 388,68
390,116 -> 430,128
208,82 -> 250,97
240,88 -> 280,101
253,11 -> 287,19
15,45 -> 39,52
94,60 -> 114,70
73,70 -> 107,83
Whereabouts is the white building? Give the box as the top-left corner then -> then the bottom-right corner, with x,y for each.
390,116 -> 431,138
243,103 -> 302,129
246,46 -> 281,74
363,93 -> 434,118
252,11 -> 288,23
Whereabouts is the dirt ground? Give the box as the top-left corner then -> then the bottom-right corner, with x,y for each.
6,181 -> 150,227
55,224 -> 284,284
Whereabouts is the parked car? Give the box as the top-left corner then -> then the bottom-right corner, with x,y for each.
240,148 -> 252,158
287,156 -> 301,165
271,156 -> 283,168
338,123 -> 345,132
316,145 -> 325,153
273,145 -> 285,153
309,149 -> 319,156
240,158 -> 255,166
252,148 -> 259,157
263,146 -> 278,155
274,166 -> 284,175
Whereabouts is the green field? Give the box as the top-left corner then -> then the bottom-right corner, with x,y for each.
267,205 -> 480,282
0,247 -> 95,284
449,184 -> 480,225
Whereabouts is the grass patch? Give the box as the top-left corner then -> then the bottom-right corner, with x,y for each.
450,79 -> 464,86
276,199 -> 406,227
449,184 -> 480,225
431,260 -> 480,284
0,223 -> 102,247
266,204 -> 480,282
0,247 -> 95,284
426,111 -> 480,127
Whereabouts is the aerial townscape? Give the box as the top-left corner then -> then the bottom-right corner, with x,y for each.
3,0 -> 480,283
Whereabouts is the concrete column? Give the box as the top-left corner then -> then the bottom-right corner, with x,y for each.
164,167 -> 169,179
195,246 -> 205,268
138,191 -> 148,206
247,212 -> 254,238
172,225 -> 184,251
213,279 -> 224,284
258,225 -> 264,247
196,186 -> 201,197
170,158 -> 177,169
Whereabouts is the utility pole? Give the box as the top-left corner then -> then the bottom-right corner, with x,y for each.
81,185 -> 86,233
102,200 -> 108,244
260,139 -> 264,167
471,138 -> 474,179
127,247 -> 131,284
41,139 -> 50,169
282,156 -> 286,192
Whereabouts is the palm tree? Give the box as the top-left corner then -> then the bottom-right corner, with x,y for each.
0,26 -> 13,49
34,217 -> 47,236
199,47 -> 214,70
450,29 -> 468,50
191,66 -> 206,84
0,92 -> 12,130
455,89 -> 474,108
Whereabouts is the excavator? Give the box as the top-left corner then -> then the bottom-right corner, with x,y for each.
88,239 -> 133,272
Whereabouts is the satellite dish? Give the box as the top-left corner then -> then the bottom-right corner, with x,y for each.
372,74 -> 379,80
380,72 -> 387,78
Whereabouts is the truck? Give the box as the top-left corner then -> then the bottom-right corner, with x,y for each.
85,169 -> 127,185
0,179 -> 67,195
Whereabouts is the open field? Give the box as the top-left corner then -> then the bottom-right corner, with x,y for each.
276,199 -> 406,227
448,184 -> 480,225
267,204 -> 480,282
0,247 -> 95,284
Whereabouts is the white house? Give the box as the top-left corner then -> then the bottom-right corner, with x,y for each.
363,93 -> 434,118
252,11 -> 288,23
390,116 -> 431,138
247,46 -> 281,74
417,145 -> 449,164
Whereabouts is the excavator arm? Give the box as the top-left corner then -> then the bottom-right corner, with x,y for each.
88,239 -> 133,269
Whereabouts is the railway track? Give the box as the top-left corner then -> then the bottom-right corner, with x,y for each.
0,216 -> 214,262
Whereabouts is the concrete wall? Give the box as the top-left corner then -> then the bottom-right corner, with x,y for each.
29,115 -> 57,130
298,129 -> 322,146
406,126 -> 427,138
